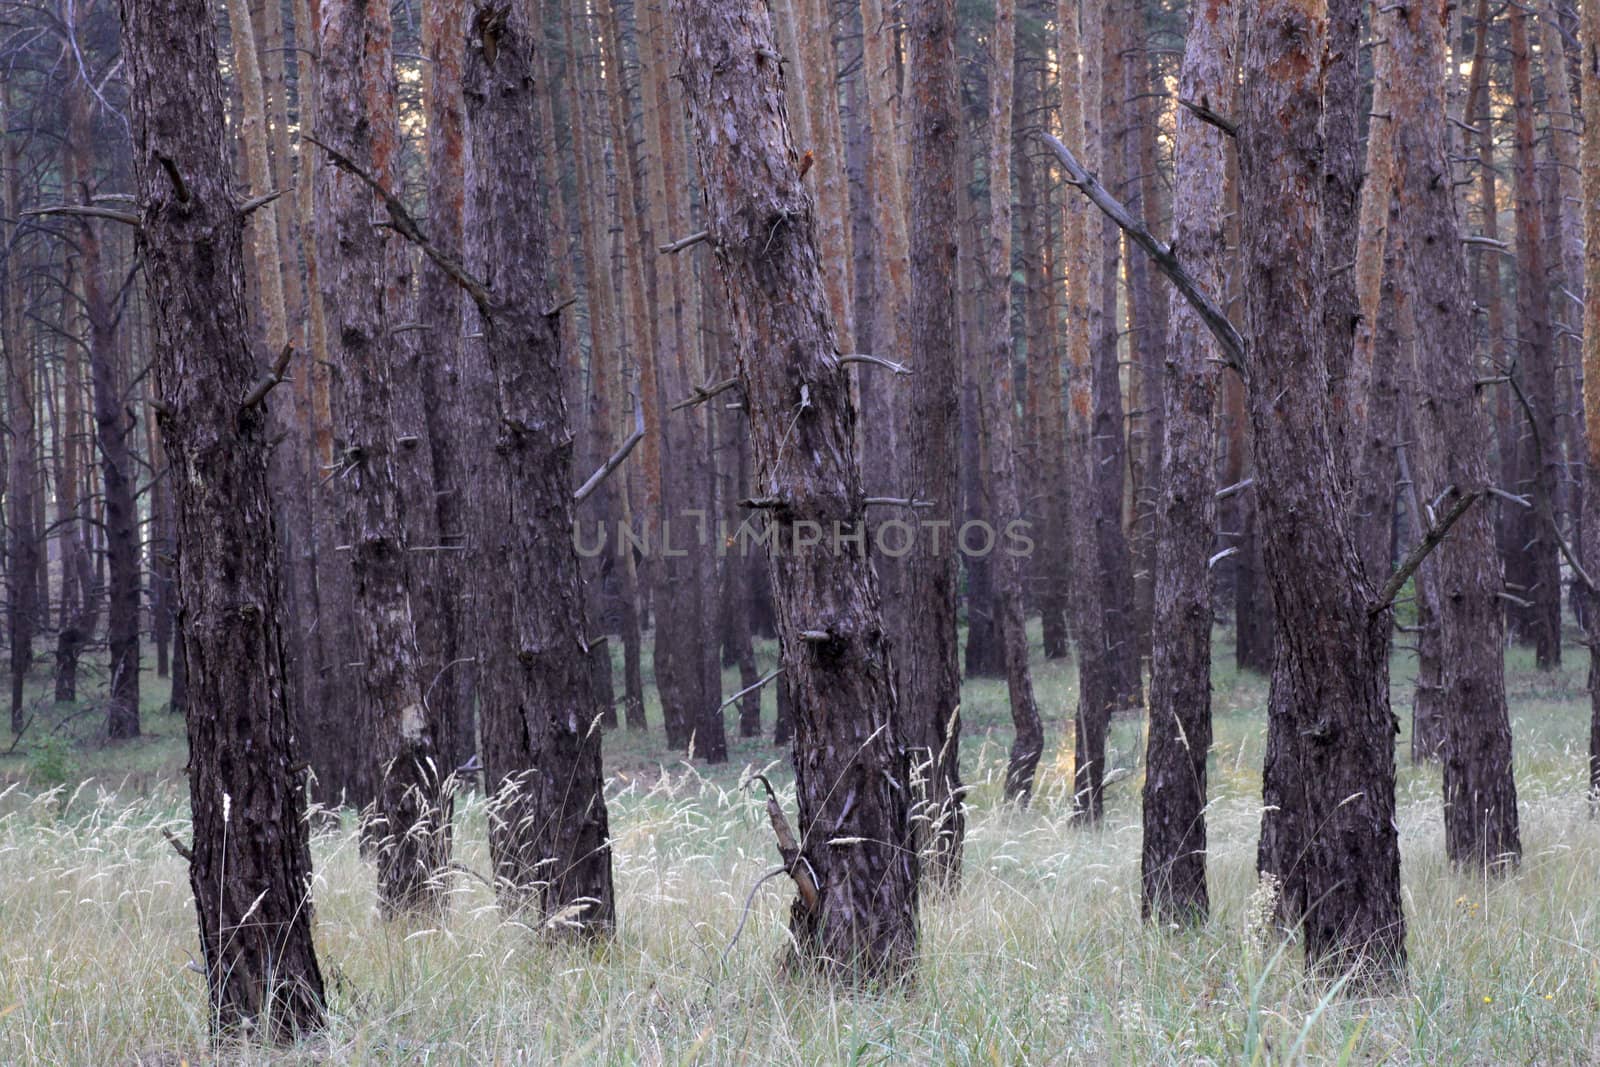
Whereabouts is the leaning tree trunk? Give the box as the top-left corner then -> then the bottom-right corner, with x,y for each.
1241,0 -> 1406,984
668,0 -> 919,980
1140,0 -> 1235,927
900,0 -> 966,887
1384,0 -> 1521,871
457,0 -> 614,933
118,0 -> 326,1034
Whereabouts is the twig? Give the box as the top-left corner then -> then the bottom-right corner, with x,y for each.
241,342 -> 294,410
1370,488 -> 1482,613
573,403 -> 645,504
671,376 -> 740,411
1177,96 -> 1238,137
22,204 -> 140,227
304,133 -> 493,311
1040,132 -> 1246,368
659,229 -> 709,254
720,866 -> 789,967
718,668 -> 784,712
1214,477 -> 1254,500
864,496 -> 934,509
837,353 -> 911,376
162,827 -> 194,863
238,189 -> 284,216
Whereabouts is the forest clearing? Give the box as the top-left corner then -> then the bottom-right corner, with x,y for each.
3,633 -> 1600,1063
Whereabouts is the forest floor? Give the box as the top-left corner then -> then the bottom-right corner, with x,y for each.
2,625 -> 1599,1064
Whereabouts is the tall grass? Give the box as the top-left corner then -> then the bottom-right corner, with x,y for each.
1,637 -> 1598,1063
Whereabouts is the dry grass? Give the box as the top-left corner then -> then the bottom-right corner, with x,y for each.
2,635 -> 1599,1064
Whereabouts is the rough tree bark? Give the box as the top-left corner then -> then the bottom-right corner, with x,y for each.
317,0 -> 448,914
1384,0 -> 1521,869
1241,0 -> 1406,982
901,0 -> 966,886
669,0 -> 919,979
459,0 -> 614,932
419,0 -> 477,770
118,0 -> 326,1031
1140,0 -> 1235,927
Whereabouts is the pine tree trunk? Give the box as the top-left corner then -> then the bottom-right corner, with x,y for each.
2,81 -> 36,734
1507,1 -> 1563,668
119,0 -> 326,1029
1385,0 -> 1521,870
1580,0 -> 1600,799
1140,0 -> 1234,926
981,0 -> 1044,803
595,0 -> 652,734
461,0 -> 615,932
1093,0 -> 1142,714
669,0 -> 919,979
419,0 -> 476,772
317,0 -> 448,913
901,0 -> 966,886
1061,0 -> 1116,823
1242,0 -> 1406,983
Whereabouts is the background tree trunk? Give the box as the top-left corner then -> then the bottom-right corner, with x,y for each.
1141,0 -> 1235,927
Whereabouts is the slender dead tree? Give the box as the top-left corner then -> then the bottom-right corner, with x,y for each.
119,0 -> 326,1032
1140,0 -> 1236,927
668,0 -> 919,980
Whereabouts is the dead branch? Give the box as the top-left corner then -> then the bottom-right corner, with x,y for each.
1040,132 -> 1246,369
1177,96 -> 1238,137
863,496 -> 934,509
719,667 -> 784,712
659,229 -> 710,253
22,204 -> 140,227
671,376 -> 740,411
162,827 -> 195,863
1214,477 -> 1254,500
304,133 -> 493,311
241,342 -> 294,410
747,774 -> 820,915
837,353 -> 911,375
1370,488 -> 1483,613
573,403 -> 646,504
238,189 -> 284,216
